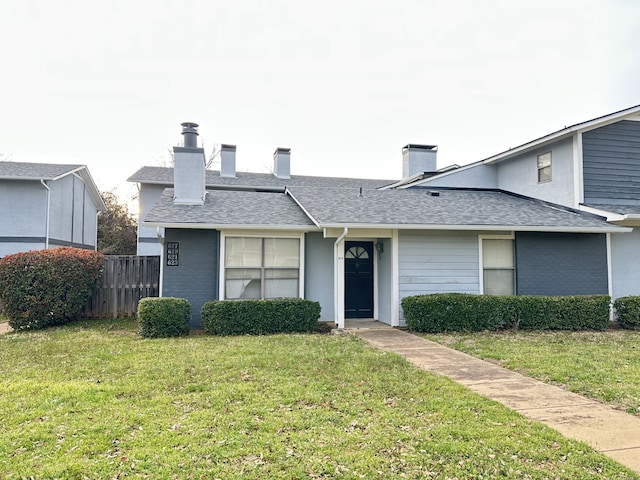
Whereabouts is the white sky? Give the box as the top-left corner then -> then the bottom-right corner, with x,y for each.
1,0 -> 639,205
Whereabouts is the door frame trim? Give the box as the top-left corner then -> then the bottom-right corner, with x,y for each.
344,240 -> 377,320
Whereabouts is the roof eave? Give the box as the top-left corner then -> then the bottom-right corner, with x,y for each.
314,223 -> 630,233
143,221 -> 319,231
482,104 -> 640,165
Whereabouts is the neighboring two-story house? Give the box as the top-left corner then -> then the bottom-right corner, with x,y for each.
409,104 -> 640,300
0,162 -> 106,257
130,120 -> 627,328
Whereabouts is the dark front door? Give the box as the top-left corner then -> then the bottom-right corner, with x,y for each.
345,241 -> 374,318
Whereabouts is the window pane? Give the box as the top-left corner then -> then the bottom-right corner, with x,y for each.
265,268 -> 299,279
484,270 -> 514,295
226,237 -> 262,267
483,239 -> 514,268
226,268 -> 261,279
538,152 -> 551,182
225,268 -> 261,299
265,279 -> 298,298
264,238 -> 299,267
538,166 -> 551,183
264,269 -> 299,298
537,152 -> 551,168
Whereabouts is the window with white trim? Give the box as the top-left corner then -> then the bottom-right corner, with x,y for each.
224,237 -> 300,299
537,152 -> 551,183
482,238 -> 515,295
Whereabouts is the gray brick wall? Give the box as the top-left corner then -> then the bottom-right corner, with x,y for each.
163,229 -> 219,327
515,232 -> 608,295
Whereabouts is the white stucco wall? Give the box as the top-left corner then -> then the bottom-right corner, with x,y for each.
497,137 -> 575,207
419,164 -> 498,189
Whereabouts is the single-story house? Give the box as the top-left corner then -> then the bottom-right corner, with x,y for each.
131,122 -> 627,328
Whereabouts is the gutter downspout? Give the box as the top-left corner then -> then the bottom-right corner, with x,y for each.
157,227 -> 165,297
95,211 -> 101,250
334,227 -> 348,328
40,180 -> 50,249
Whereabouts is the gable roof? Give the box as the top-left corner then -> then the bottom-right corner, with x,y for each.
144,188 -> 316,229
0,161 -> 106,211
0,161 -> 84,180
128,166 -> 395,190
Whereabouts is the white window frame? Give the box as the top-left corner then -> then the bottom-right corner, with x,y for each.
478,233 -> 515,295
219,231 -> 305,300
537,151 -> 552,183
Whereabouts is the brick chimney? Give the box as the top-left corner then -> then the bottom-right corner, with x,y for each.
402,144 -> 437,178
173,122 -> 206,205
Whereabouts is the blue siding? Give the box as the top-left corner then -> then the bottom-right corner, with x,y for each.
376,237 -> 392,324
304,233 -> 334,321
163,229 -> 219,328
515,232 -> 608,295
610,229 -> 640,298
398,230 -> 480,325
583,120 -> 640,205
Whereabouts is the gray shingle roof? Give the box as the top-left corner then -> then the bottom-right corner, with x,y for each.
144,188 -> 315,227
0,161 -> 84,180
584,204 -> 640,216
128,166 -> 395,190
145,185 -> 622,232
287,186 -> 622,230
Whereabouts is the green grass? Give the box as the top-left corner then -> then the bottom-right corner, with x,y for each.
425,329 -> 640,415
0,319 -> 637,479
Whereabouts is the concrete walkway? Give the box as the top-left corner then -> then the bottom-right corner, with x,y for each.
352,327 -> 640,474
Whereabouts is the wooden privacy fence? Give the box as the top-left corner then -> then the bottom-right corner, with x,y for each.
84,255 -> 160,318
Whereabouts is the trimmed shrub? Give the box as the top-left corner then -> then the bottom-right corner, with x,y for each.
402,293 -> 611,333
401,293 -> 508,333
138,297 -> 191,338
202,298 -> 321,335
0,247 -> 104,330
613,296 -> 640,330
515,295 -> 610,331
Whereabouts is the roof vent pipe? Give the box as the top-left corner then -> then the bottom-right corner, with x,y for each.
181,122 -> 199,149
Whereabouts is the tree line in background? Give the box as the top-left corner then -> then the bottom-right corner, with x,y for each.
97,191 -> 137,255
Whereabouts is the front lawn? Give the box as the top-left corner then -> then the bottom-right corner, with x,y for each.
425,329 -> 640,415
0,318 -> 638,479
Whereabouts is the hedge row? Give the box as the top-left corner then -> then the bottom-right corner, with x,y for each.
0,247 -> 104,330
136,297 -> 321,337
613,296 -> 640,330
401,293 -> 611,333
202,298 -> 321,335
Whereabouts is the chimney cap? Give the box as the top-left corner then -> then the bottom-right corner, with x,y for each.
181,122 -> 199,148
403,144 -> 437,152
181,121 -> 199,131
